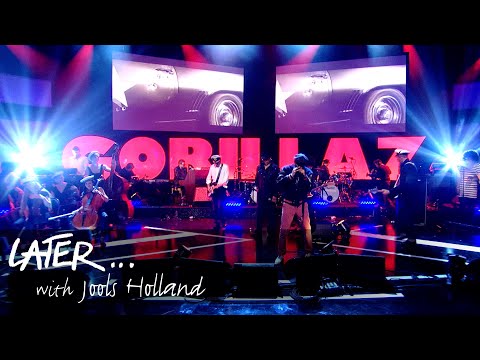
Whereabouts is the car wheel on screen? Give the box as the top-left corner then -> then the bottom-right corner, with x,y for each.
363,89 -> 406,125
207,94 -> 243,126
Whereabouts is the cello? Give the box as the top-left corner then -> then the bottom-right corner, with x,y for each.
72,177 -> 107,230
105,143 -> 134,220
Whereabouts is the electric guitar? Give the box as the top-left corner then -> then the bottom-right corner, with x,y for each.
207,182 -> 222,197
368,187 -> 397,207
366,172 -> 382,181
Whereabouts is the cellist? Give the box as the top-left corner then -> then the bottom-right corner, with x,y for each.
74,175 -> 110,248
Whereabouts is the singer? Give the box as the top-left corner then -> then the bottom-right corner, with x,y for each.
275,153 -> 314,265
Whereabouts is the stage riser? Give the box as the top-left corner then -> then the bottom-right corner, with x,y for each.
134,205 -> 376,220
134,206 -> 258,219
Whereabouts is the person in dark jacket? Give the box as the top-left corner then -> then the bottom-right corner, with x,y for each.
254,153 -> 280,241
275,153 -> 314,265
380,149 -> 422,246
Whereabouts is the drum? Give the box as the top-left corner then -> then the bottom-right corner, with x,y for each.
337,172 -> 353,186
320,184 -> 339,203
328,175 -> 339,185
239,181 -> 254,193
325,180 -> 336,188
344,173 -> 353,187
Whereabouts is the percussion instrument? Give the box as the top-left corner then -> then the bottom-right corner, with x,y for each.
320,183 -> 339,203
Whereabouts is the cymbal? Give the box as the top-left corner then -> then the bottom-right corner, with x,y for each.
333,163 -> 353,172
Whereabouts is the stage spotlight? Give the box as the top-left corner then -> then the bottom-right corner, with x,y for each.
174,244 -> 192,259
436,147 -> 464,174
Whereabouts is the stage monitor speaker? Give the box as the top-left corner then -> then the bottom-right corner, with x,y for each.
312,220 -> 335,240
175,258 -> 232,298
287,253 -> 338,296
337,254 -> 387,289
232,263 -> 279,298
8,268 -> 90,313
465,258 -> 480,288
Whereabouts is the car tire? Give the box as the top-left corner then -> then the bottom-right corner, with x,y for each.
207,93 -> 243,127
363,89 -> 406,125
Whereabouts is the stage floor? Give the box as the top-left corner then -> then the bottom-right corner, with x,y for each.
1,210 -> 480,316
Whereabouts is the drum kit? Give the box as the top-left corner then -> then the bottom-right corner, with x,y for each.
312,163 -> 355,203
229,180 -> 257,204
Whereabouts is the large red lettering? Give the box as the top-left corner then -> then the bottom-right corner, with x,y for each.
119,137 -> 166,180
61,136 -> 428,184
219,138 -> 238,180
240,138 -> 260,180
169,138 -> 213,179
62,136 -> 115,179
279,138 -> 298,168
323,138 -> 369,180
378,136 -> 426,180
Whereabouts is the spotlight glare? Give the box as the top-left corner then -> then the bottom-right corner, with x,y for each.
10,140 -> 50,174
440,147 -> 464,172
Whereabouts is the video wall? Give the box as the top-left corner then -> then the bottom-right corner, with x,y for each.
275,55 -> 407,134
112,52 -> 244,134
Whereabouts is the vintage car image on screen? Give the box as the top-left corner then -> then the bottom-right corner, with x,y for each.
275,65 -> 406,129
112,61 -> 243,130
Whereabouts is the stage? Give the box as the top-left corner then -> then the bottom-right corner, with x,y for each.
3,211 -> 480,316
132,199 -> 380,220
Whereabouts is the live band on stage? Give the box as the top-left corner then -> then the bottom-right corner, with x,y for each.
1,148 -> 369,237
4,143 -> 477,253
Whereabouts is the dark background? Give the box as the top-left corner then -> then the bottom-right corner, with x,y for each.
0,45 -> 479,177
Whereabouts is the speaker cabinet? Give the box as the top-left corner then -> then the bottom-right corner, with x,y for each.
232,263 -> 279,298
337,254 -> 387,289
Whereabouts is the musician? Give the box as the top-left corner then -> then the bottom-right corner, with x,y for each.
367,159 -> 392,208
118,163 -> 135,182
47,170 -> 81,227
78,176 -> 110,247
19,177 -> 52,225
456,149 -> 480,224
0,163 -> 23,233
275,153 -> 314,265
0,162 -> 22,212
367,159 -> 391,190
254,153 -> 280,240
85,151 -> 111,185
68,146 -> 89,176
317,159 -> 330,184
206,155 -> 229,231
173,159 -> 188,186
379,149 -> 421,247
172,159 -> 189,205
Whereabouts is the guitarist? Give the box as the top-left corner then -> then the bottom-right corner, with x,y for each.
366,159 -> 392,209
366,159 -> 391,190
377,149 -> 421,247
206,155 -> 229,232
